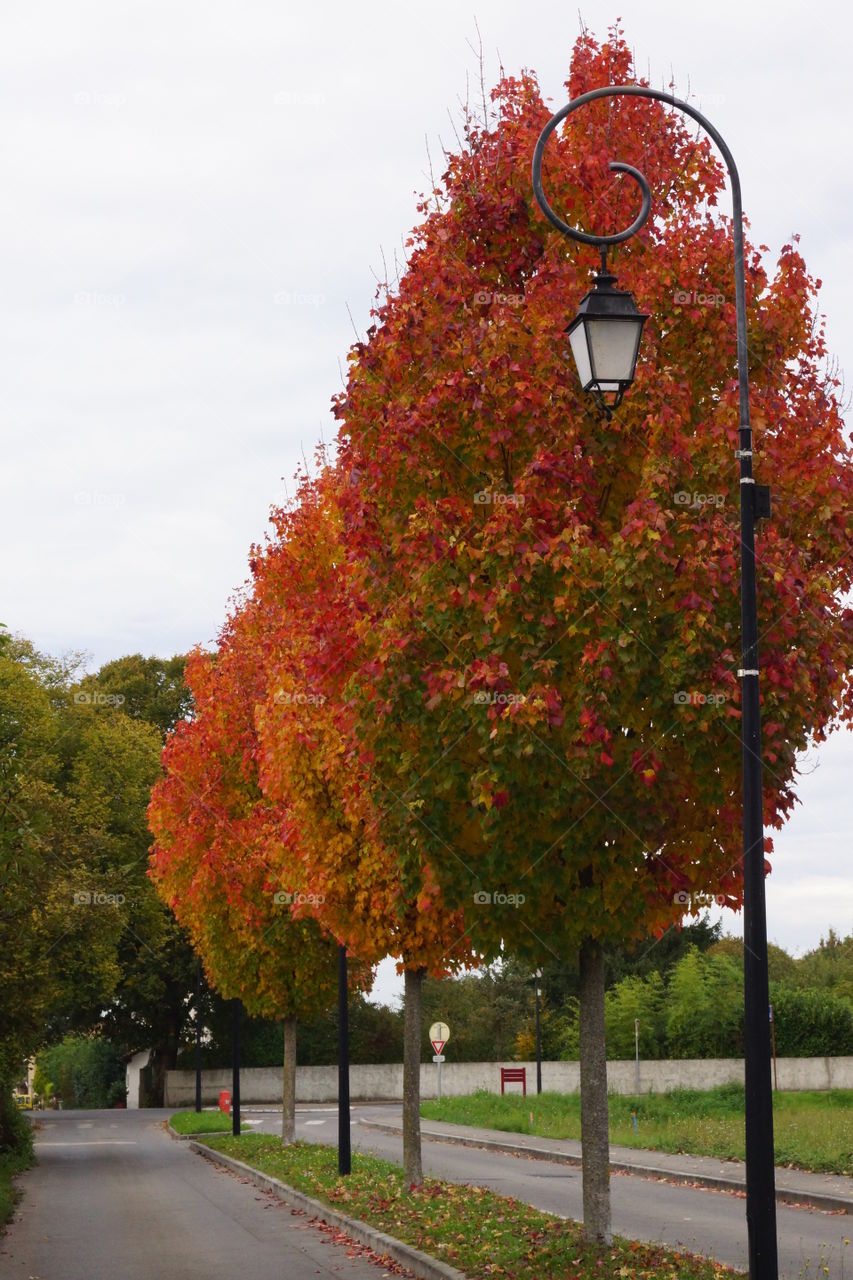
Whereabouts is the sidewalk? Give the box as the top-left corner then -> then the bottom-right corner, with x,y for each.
359,1114 -> 853,1215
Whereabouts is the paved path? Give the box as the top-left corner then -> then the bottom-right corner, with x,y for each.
0,1109 -> 403,1280
245,1103 -> 853,1279
360,1110 -> 853,1211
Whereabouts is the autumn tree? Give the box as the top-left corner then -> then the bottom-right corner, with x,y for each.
249,468 -> 477,1183
325,28 -> 853,1241
148,603 -> 349,1143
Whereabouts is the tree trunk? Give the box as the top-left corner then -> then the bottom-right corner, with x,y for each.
147,1011 -> 181,1107
402,966 -> 425,1187
579,936 -> 611,1244
282,1016 -> 297,1145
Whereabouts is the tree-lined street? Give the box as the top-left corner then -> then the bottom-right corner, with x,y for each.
2,11 -> 853,1280
4,1108 -> 853,1279
0,1110 -> 397,1280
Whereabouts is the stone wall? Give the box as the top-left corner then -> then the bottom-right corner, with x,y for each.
163,1055 -> 853,1108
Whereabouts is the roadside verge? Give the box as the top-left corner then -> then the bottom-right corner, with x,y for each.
359,1119 -> 853,1216
190,1140 -> 466,1280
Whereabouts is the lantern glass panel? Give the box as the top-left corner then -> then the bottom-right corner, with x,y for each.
587,317 -> 643,386
568,321 -> 593,388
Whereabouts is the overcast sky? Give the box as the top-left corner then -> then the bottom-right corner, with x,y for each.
2,0 -> 851,1007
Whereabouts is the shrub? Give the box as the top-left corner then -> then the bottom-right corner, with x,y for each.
604,972 -> 666,1059
665,948 -> 744,1058
770,984 -> 853,1056
37,1035 -> 125,1108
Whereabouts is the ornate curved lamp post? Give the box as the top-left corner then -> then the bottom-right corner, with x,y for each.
532,86 -> 777,1280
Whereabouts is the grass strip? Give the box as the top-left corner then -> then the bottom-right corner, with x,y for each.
421,1085 -> 853,1175
170,1108 -> 234,1135
0,1138 -> 34,1231
200,1134 -> 736,1280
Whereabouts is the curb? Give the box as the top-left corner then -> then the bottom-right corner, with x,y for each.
190,1140 -> 467,1280
167,1123 -> 235,1142
359,1121 -> 853,1217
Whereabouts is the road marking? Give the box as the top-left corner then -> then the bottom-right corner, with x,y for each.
303,1120 -> 326,1126
77,1122 -> 93,1128
37,1140 -> 138,1146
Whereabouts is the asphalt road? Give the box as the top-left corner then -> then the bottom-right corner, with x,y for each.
245,1102 -> 851,1279
0,1108 -> 402,1280
4,1104 -> 851,1279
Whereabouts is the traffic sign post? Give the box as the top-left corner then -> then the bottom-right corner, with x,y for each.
429,1022 -> 450,1103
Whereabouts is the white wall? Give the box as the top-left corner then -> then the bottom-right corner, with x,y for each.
163,1056 -> 853,1108
125,1050 -> 150,1109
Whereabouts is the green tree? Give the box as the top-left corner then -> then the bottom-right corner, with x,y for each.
665,948 -> 744,1058
77,653 -> 193,738
604,972 -> 666,1061
421,962 -> 534,1062
0,639 -> 129,1096
36,1034 -> 126,1109
69,653 -> 198,1104
795,931 -> 853,1005
769,984 -> 853,1056
709,935 -> 798,986
1,635 -> 193,1112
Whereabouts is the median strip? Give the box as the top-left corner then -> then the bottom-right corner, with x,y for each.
191,1140 -> 465,1280
190,1134 -> 737,1280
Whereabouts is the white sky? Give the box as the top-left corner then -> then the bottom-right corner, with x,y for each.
2,1 -> 851,1007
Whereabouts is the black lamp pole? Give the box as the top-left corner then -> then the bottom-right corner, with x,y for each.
534,971 -> 543,1095
532,86 -> 778,1280
194,957 -> 202,1114
231,997 -> 241,1138
338,944 -> 351,1176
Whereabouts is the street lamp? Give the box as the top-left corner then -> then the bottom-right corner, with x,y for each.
565,256 -> 648,418
533,87 -> 778,1280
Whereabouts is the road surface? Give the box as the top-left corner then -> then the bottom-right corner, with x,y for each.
0,1108 -> 403,1280
4,1103 -> 850,1279
251,1102 -> 849,1279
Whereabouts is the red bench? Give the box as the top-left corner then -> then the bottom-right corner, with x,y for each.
500,1067 -> 527,1096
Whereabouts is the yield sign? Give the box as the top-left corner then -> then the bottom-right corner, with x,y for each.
431,1039 -> 446,1056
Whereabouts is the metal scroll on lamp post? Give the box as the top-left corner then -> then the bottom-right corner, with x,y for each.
531,86 -> 777,1280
